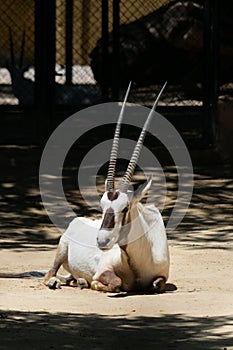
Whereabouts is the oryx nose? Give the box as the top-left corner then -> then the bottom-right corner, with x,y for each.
97,237 -> 110,249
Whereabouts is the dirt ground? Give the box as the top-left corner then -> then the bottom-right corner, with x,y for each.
0,146 -> 233,349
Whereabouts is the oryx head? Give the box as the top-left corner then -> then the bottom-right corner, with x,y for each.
97,81 -> 167,250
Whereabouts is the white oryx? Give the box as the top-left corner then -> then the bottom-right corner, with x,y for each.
43,81 -> 170,293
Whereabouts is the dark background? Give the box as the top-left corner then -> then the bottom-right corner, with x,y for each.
0,0 -> 232,163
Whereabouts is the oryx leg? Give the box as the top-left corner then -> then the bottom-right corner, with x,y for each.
44,237 -> 69,289
91,270 -> 122,293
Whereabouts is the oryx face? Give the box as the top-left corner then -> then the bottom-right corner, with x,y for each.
97,191 -> 129,250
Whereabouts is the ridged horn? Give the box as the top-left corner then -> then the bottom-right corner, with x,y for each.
119,82 -> 167,193
105,81 -> 132,192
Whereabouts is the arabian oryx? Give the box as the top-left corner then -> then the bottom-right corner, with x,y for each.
43,81 -> 170,293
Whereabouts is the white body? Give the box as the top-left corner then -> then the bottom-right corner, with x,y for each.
60,203 -> 169,292
44,83 -> 170,292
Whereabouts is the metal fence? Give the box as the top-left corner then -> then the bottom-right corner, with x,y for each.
0,1 -> 34,105
0,0 -> 226,144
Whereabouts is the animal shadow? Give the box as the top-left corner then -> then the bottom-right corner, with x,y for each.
108,283 -> 177,298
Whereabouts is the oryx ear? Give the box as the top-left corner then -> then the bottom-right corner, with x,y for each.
133,176 -> 152,202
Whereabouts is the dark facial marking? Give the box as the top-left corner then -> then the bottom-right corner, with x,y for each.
117,210 -> 131,248
100,208 -> 115,230
107,191 -> 119,201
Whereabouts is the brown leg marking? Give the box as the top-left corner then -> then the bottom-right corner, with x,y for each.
91,270 -> 122,293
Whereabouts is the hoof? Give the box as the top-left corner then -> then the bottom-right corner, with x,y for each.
77,278 -> 89,289
151,277 -> 166,294
69,280 -> 78,287
91,281 -> 99,291
66,277 -> 78,287
47,277 -> 62,289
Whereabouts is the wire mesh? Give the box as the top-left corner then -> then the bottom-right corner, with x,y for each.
0,0 -> 230,109
89,0 -> 204,106
0,0 -> 34,105
55,0 -> 102,105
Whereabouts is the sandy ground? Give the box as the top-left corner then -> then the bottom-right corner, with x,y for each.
0,146 -> 233,349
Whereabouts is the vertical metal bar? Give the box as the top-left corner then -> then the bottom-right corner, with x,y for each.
81,0 -> 90,64
211,0 -> 219,141
203,0 -> 210,114
203,0 -> 219,145
112,0 -> 120,101
101,0 -> 109,101
65,0 -> 73,85
35,0 -> 56,142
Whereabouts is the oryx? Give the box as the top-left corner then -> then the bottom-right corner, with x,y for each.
43,81 -> 170,293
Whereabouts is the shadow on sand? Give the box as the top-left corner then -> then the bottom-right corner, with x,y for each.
0,310 -> 232,350
0,146 -> 232,251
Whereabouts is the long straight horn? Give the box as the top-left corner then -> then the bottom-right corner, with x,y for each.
119,82 -> 167,193
19,29 -> 26,68
8,27 -> 15,68
105,81 -> 132,192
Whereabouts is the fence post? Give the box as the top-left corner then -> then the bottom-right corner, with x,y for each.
203,0 -> 219,145
34,0 -> 56,143
101,0 -> 109,101
112,0 -> 120,101
65,0 -> 74,85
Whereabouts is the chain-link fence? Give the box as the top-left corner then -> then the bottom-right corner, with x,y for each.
53,0 -> 102,106
0,0 -> 230,112
54,0 -> 206,106
0,0 -> 34,105
119,0 -> 204,106
56,0 -> 98,84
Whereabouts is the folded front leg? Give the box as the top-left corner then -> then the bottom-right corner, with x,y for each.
91,270 -> 122,292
